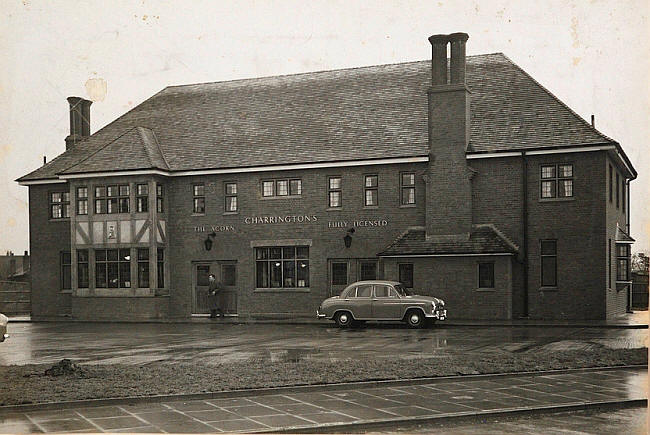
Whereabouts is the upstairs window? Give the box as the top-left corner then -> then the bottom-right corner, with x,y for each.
136,184 -> 148,212
76,187 -> 88,215
118,185 -> 130,213
225,182 -> 238,212
328,177 -> 342,208
616,172 -> 621,208
541,164 -> 573,198
156,184 -> 164,213
400,173 -> 416,205
262,179 -> 302,198
50,191 -> 70,219
541,240 -> 557,287
193,184 -> 205,214
95,185 -> 129,214
364,175 -> 378,206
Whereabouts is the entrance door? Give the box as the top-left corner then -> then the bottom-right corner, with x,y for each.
193,262 -> 238,315
328,260 -> 350,297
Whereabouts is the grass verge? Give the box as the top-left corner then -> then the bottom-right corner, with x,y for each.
1,347 -> 646,406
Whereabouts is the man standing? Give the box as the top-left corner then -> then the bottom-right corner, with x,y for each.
208,274 -> 224,318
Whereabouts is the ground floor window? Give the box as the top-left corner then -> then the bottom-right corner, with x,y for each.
256,246 -> 309,288
359,260 -> 377,281
331,262 -> 348,286
60,252 -> 71,290
617,244 -> 630,282
157,248 -> 164,288
478,262 -> 495,288
77,249 -> 89,288
96,249 -> 131,288
138,248 -> 150,288
222,263 -> 236,286
541,240 -> 557,287
398,263 -> 413,288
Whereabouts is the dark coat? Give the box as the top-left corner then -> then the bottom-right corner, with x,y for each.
207,280 -> 224,310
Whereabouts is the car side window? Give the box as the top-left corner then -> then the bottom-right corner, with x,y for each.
374,285 -> 391,298
388,287 -> 399,298
356,285 -> 372,298
343,287 -> 356,298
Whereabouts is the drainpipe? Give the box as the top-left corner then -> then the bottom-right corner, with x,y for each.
522,151 -> 529,318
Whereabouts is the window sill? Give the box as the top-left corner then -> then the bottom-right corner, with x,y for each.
363,205 -> 379,210
49,218 -> 70,222
399,204 -> 417,208
326,207 -> 343,211
254,288 -> 310,293
260,195 -> 302,200
223,211 -> 239,216
59,290 -> 72,294
539,286 -> 558,292
191,213 -> 206,217
476,287 -> 496,292
539,197 -> 575,203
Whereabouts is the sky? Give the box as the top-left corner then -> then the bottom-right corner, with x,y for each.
1,0 -> 648,254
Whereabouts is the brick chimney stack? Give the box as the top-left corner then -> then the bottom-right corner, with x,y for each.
425,32 -> 473,237
65,97 -> 92,150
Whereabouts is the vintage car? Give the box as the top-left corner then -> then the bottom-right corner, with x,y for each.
0,313 -> 8,342
317,280 -> 446,328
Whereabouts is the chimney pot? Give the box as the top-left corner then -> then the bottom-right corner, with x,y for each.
65,96 -> 92,150
428,34 -> 449,86
449,32 -> 469,84
591,114 -> 595,127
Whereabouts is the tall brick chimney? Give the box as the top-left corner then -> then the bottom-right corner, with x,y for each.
65,97 -> 92,149
425,32 -> 473,237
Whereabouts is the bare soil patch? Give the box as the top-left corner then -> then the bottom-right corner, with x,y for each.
1,347 -> 646,406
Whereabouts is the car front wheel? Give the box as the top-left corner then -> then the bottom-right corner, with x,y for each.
334,311 -> 353,328
405,310 -> 425,328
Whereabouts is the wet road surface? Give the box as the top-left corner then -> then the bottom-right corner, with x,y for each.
1,322 -> 647,366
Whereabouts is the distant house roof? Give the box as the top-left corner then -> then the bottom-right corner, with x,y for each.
377,225 -> 519,256
18,53 -> 627,182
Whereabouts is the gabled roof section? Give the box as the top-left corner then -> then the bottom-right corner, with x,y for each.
377,225 -> 519,256
616,225 -> 635,244
62,127 -> 169,174
18,53 -> 624,181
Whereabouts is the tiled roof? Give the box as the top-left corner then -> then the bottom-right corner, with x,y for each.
377,225 -> 519,256
18,53 -> 616,181
64,127 -> 169,174
616,225 -> 635,243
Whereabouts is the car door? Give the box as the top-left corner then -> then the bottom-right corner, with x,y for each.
346,284 -> 373,319
372,284 -> 402,320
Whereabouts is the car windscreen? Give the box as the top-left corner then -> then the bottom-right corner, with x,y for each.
394,284 -> 414,296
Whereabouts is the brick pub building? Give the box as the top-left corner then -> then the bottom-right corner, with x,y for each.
17,33 -> 637,321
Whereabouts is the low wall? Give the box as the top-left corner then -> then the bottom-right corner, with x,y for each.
0,280 -> 31,314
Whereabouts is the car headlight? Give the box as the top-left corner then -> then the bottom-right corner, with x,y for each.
431,301 -> 437,310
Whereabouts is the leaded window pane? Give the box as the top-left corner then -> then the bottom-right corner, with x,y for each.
262,181 -> 274,197
277,180 -> 289,196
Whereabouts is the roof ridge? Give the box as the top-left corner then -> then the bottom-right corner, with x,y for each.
60,126 -> 143,175
136,127 -> 155,168
162,53 -> 505,91
149,129 -> 171,170
499,53 -> 616,145
474,223 -> 519,252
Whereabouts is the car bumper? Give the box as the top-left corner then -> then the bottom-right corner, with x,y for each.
316,309 -> 327,319
426,309 -> 447,320
1,333 -> 8,342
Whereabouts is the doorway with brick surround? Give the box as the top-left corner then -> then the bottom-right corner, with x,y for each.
192,261 -> 238,316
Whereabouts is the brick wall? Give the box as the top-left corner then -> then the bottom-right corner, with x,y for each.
165,162 -> 428,318
383,255 -> 513,319
29,184 -> 72,320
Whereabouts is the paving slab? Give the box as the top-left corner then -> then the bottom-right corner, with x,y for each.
0,366 -> 646,433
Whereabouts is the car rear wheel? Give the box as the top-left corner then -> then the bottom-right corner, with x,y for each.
334,311 -> 353,328
405,310 -> 425,328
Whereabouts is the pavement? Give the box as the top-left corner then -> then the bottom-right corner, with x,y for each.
1,321 -> 647,366
0,367 -> 646,433
7,310 -> 649,327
